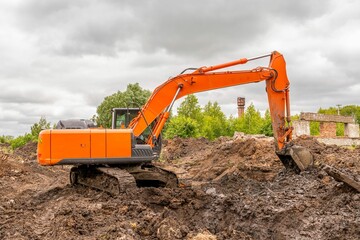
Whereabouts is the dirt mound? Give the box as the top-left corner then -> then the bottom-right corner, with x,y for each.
162,137 -> 211,160
293,136 -> 360,174
14,141 -> 38,162
1,136 -> 359,239
163,137 -> 281,183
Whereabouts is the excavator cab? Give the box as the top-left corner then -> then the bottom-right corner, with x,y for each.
111,108 -> 140,129
111,108 -> 160,148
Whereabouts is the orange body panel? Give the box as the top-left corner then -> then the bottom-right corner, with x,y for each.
37,129 -> 133,166
90,129 -> 106,158
37,130 -> 51,165
50,129 -> 91,164
106,129 -> 132,157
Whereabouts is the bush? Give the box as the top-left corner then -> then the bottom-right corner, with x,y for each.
164,96 -> 274,140
2,117 -> 52,150
10,133 -> 35,150
164,116 -> 200,139
0,135 -> 14,144
201,115 -> 230,140
31,117 -> 51,139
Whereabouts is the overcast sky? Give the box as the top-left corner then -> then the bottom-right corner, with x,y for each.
1,0 -> 359,136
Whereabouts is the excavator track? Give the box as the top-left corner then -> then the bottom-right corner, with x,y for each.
70,166 -> 137,195
127,163 -> 179,188
70,163 -> 179,195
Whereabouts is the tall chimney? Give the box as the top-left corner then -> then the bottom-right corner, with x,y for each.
237,97 -> 245,118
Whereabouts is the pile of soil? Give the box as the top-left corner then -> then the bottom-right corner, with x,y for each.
13,141 -> 38,162
293,136 -> 360,174
0,137 -> 359,239
162,136 -> 281,183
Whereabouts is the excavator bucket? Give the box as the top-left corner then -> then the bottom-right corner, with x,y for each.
277,145 -> 314,173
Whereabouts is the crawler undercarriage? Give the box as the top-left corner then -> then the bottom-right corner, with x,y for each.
70,163 -> 179,195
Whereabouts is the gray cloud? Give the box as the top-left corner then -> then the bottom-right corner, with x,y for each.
0,85 -> 57,104
16,0 -> 330,58
0,0 -> 359,136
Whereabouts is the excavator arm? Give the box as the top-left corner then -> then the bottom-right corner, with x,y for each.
130,51 -> 291,151
129,51 -> 313,172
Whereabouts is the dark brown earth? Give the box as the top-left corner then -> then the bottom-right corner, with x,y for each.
0,135 -> 359,239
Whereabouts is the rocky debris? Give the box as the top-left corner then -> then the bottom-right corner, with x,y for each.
0,135 -> 359,239
323,164 -> 360,192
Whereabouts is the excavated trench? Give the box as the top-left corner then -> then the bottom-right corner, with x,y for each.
0,136 -> 359,239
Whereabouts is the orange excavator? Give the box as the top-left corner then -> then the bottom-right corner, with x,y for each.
37,51 -> 313,194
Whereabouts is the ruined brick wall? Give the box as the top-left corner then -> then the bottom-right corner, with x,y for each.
294,112 -> 359,138
319,122 -> 337,138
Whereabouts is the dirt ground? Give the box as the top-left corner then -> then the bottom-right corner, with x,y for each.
0,135 -> 359,239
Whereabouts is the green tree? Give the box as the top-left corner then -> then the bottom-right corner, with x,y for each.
165,96 -> 276,140
310,122 -> 320,136
177,94 -> 202,121
243,103 -> 263,134
339,105 -> 360,124
10,133 -> 34,149
260,109 -> 273,136
31,116 -> 51,138
201,116 -> 224,140
318,107 -> 337,115
228,115 -> 244,134
0,135 -> 14,144
8,117 -> 51,149
164,95 -> 203,139
96,83 -> 151,128
164,116 -> 200,138
201,101 -> 230,139
336,123 -> 344,136
228,104 -> 269,136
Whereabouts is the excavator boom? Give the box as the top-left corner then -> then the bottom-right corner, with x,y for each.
129,51 -> 291,151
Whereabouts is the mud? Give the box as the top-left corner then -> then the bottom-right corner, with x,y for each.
0,136 -> 359,240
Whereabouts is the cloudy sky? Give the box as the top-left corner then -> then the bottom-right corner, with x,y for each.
1,0 -> 359,136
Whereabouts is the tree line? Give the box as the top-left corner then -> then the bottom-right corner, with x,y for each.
2,83 -> 359,148
163,94 -> 273,140
95,84 -> 273,140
